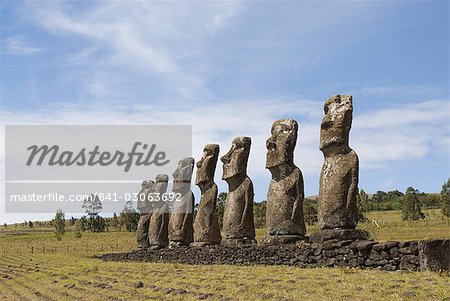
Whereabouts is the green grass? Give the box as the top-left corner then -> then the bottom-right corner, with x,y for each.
0,209 -> 449,300
358,209 -> 450,242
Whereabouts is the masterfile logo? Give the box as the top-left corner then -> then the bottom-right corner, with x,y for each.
5,125 -> 192,213
26,142 -> 170,172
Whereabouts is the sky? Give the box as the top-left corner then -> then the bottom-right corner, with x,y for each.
0,1 -> 449,223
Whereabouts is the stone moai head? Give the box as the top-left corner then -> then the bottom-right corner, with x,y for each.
172,157 -> 194,192
196,144 -> 219,186
266,119 -> 298,169
139,180 -> 150,193
319,95 -> 353,152
221,137 -> 251,180
137,180 -> 155,213
155,174 -> 169,194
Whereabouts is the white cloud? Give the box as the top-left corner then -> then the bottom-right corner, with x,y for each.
206,1 -> 241,34
2,35 -> 44,55
0,97 -> 448,223
0,97 -> 447,177
358,84 -> 441,97
25,1 -> 245,100
353,100 -> 450,168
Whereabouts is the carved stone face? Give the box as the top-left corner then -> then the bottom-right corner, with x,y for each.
320,95 -> 353,151
155,174 -> 169,194
266,119 -> 298,169
172,157 -> 194,192
138,180 -> 155,196
137,180 -> 155,213
196,144 -> 219,186
221,137 -> 251,180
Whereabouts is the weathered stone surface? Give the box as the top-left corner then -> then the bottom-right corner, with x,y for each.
137,180 -> 155,214
310,229 -> 368,243
317,95 -> 359,230
418,239 -> 450,271
136,180 -> 156,249
260,235 -> 304,245
193,144 -> 221,246
104,239 -> 447,272
136,214 -> 151,249
265,119 -> 306,240
169,158 -> 195,247
373,241 -> 400,251
221,137 -> 256,245
148,174 -> 170,248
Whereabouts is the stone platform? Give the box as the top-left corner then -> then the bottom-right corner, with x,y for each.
102,239 -> 449,272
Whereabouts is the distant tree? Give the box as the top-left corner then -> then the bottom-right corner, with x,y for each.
111,213 -> 120,230
441,178 -> 450,217
401,187 -> 425,221
120,201 -> 140,232
369,190 -> 404,211
86,215 -> 106,233
3,223 -> 7,228
303,201 -> 318,225
74,219 -> 82,239
82,194 -> 104,232
79,216 -> 87,232
419,193 -> 440,208
54,209 -> 66,240
82,194 -> 103,216
28,221 -> 33,228
386,190 -> 404,200
95,215 -> 107,232
216,192 -> 227,229
372,191 -> 386,203
253,201 -> 267,228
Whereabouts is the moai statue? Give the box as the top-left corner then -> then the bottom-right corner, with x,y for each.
136,180 -> 155,249
310,95 -> 367,243
168,158 -> 195,247
263,119 -> 306,244
148,174 -> 170,249
221,137 -> 256,245
192,144 -> 221,246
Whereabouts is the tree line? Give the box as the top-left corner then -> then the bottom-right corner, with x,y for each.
356,178 -> 450,221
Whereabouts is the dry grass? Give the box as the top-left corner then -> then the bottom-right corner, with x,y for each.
358,209 -> 450,242
0,209 -> 449,300
0,253 -> 449,301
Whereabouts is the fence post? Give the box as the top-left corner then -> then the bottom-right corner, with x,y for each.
31,246 -> 33,254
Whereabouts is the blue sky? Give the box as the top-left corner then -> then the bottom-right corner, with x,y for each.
0,1 -> 449,223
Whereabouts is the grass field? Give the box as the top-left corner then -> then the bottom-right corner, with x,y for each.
0,253 -> 449,301
359,209 -> 450,242
0,209 -> 449,300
